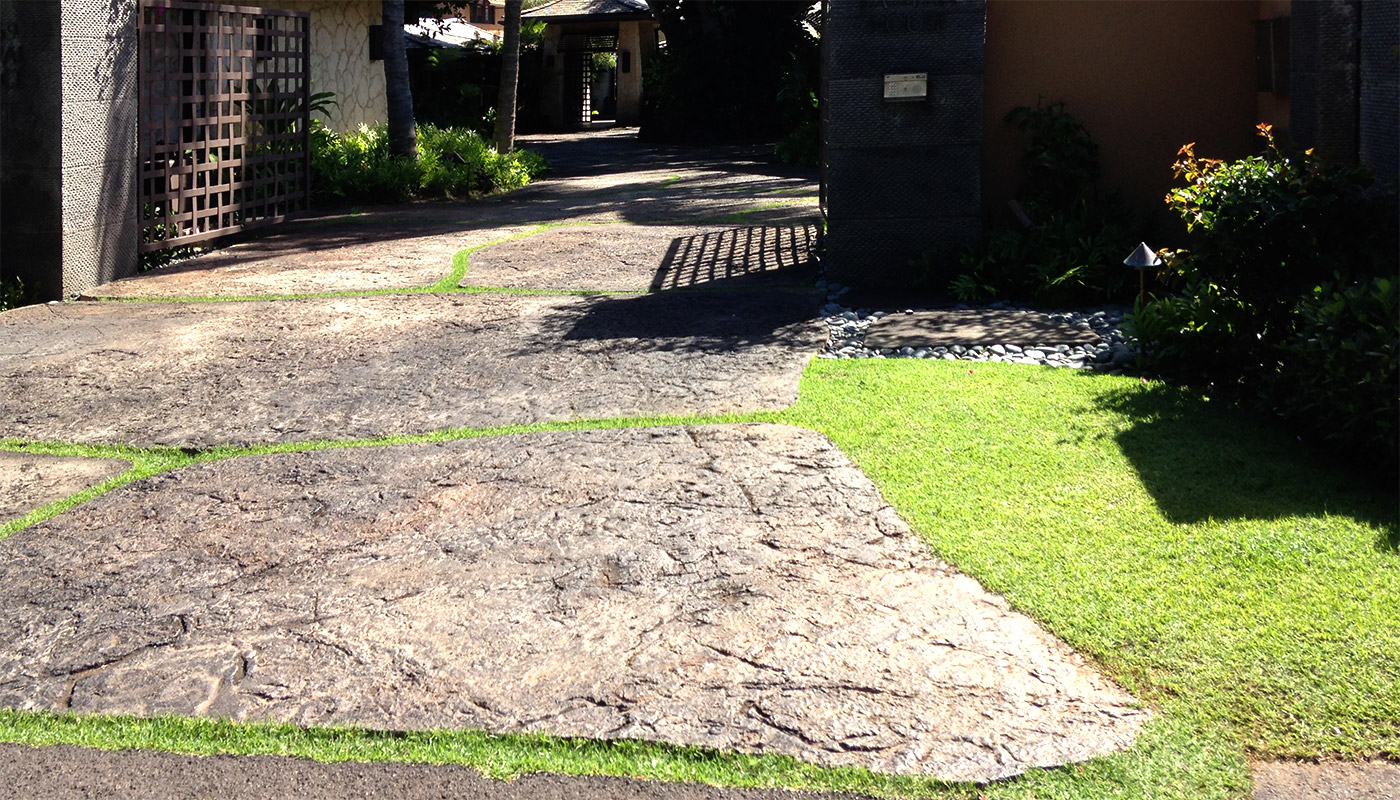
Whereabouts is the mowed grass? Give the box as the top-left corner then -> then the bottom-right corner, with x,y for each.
783,359 -> 1399,764
0,357 -> 1394,798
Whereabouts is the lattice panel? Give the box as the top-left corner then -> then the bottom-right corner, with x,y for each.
139,2 -> 310,252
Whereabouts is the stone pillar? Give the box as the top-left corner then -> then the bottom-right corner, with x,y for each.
821,0 -> 985,289
1359,0 -> 1398,185
0,0 -> 138,301
1290,0 -> 1361,163
616,21 -> 645,126
539,24 -> 565,130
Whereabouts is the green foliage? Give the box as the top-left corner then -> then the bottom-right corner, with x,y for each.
941,102 -> 1137,305
1274,276 -> 1399,463
1132,125 -> 1400,468
1,274 -> 35,311
641,0 -> 814,142
309,121 -> 547,205
773,36 -> 820,167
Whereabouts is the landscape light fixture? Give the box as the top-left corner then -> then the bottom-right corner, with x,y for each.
1123,242 -> 1162,308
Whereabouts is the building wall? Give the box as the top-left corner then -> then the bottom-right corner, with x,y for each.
983,0 -> 1262,222
1,0 -> 139,300
1359,0 -> 1398,185
276,0 -> 387,132
615,21 -> 655,126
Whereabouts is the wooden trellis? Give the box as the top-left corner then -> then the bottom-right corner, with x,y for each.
138,1 -> 310,252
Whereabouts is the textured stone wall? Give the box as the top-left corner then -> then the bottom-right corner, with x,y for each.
0,0 -> 139,300
1359,0 -> 1398,184
821,0 -> 986,288
276,0 -> 387,132
1291,0 -> 1361,162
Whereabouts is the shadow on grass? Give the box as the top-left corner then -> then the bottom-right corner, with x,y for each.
1090,380 -> 1398,550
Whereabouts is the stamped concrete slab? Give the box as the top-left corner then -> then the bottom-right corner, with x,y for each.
0,742 -> 882,800
0,452 -> 130,525
0,292 -> 822,448
0,424 -> 1146,783
85,222 -> 539,300
1253,761 -> 1400,800
465,223 -> 819,292
864,310 -> 1104,350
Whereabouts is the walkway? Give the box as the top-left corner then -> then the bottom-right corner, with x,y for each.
0,130 -> 1146,795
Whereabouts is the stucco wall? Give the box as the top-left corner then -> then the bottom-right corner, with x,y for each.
984,0 -> 1263,220
275,0 -> 387,132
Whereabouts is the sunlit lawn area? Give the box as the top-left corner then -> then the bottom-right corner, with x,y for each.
1,358 -> 1394,799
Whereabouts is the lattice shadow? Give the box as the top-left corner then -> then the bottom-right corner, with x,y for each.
650,224 -> 819,292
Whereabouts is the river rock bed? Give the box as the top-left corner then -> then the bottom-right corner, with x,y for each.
816,282 -> 1139,372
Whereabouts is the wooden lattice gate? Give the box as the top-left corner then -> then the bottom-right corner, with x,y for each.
138,2 -> 310,252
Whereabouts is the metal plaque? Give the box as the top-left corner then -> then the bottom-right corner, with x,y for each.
883,73 -> 928,102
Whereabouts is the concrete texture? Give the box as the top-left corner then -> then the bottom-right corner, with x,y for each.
0,424 -> 1146,783
0,742 -> 882,800
863,309 -> 1104,350
1253,761 -> 1400,800
465,223 -> 819,292
0,451 -> 130,525
0,291 -> 822,448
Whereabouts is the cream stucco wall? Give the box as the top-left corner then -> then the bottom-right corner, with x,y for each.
275,0 -> 388,132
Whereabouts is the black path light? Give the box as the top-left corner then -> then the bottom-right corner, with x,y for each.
1124,242 -> 1163,308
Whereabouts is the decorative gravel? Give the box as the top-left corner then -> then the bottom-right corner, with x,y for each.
816,282 -> 1140,374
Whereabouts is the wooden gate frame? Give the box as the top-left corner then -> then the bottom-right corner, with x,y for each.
138,1 -> 310,252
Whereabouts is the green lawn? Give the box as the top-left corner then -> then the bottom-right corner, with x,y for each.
1,358 -> 1395,798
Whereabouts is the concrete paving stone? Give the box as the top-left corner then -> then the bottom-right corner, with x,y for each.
0,451 -> 130,525
0,424 -> 1146,783
1253,761 -> 1400,800
84,222 -> 539,300
465,223 -> 820,292
0,292 -> 823,448
0,742 -> 886,800
863,310 -> 1104,350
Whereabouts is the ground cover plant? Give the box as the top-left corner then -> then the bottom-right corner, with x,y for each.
933,102 -> 1140,306
310,121 -> 548,204
1,358 -> 1394,798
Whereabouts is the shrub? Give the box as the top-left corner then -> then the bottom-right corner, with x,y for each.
939,102 -> 1138,306
1131,125 -> 1399,468
1274,277 -> 1399,464
309,122 -> 548,205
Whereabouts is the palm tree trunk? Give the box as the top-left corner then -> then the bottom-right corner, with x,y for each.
493,0 -> 523,153
382,0 -> 417,158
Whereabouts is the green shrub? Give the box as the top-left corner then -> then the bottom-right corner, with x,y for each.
1274,276 -> 1399,465
1131,125 -> 1399,468
1,275 -> 35,312
938,102 -> 1138,306
309,121 -> 547,205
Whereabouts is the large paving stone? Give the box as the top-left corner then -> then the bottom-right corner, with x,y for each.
0,292 -> 822,448
0,424 -> 1146,783
0,451 -> 130,525
85,221 -> 539,300
465,223 -> 820,292
864,310 -> 1103,350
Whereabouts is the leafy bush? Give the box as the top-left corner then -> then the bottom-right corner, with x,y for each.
939,102 -> 1138,306
309,122 -> 547,205
1131,125 -> 1399,468
1273,277 -> 1399,463
1,275 -> 35,312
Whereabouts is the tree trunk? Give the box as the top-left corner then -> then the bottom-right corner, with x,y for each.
382,0 -> 417,158
493,0 -> 523,153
